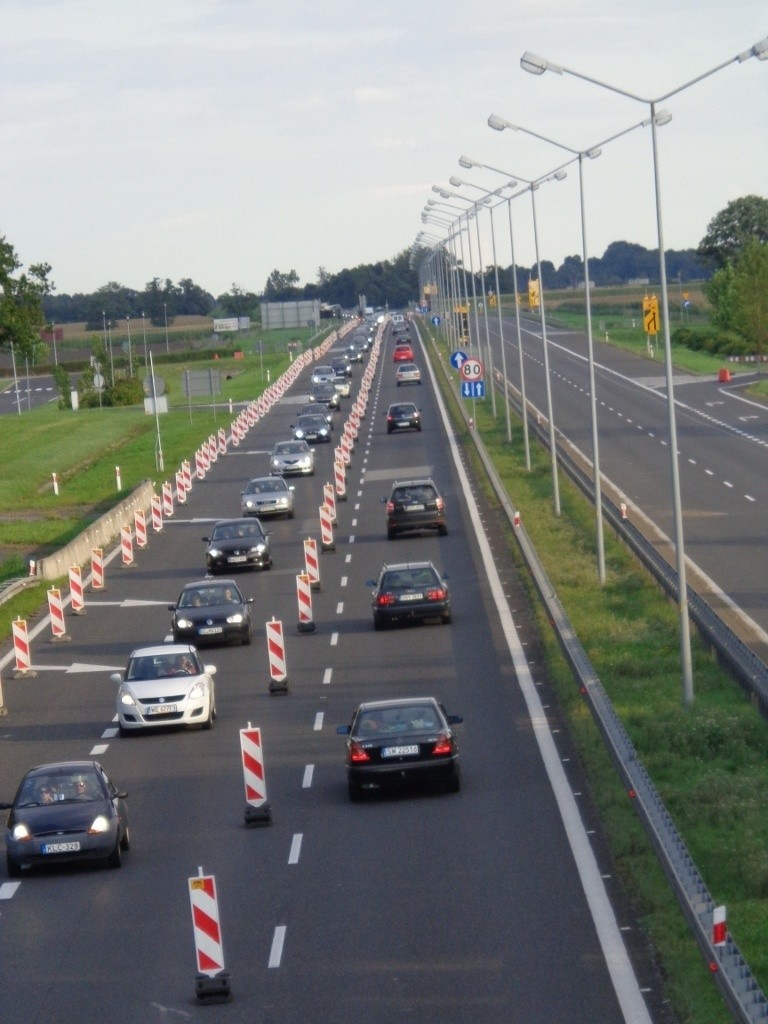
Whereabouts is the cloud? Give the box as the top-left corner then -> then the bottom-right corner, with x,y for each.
353,87 -> 398,104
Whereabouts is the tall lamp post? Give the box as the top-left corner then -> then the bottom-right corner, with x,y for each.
125,316 -> 133,377
141,312 -> 149,367
487,112 -> 669,585
520,35 -> 768,703
163,302 -> 170,354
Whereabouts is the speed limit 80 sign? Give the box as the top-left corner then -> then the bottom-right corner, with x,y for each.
459,358 -> 484,381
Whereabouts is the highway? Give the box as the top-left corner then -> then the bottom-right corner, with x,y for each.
476,311 -> 768,647
0,324 -> 666,1023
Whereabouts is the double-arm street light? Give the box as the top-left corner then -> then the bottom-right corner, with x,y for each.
520,35 -> 768,703
487,112 -> 670,585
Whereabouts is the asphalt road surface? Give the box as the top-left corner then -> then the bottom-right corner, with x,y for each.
0,326 -> 666,1023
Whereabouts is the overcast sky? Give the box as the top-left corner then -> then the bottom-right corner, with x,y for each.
2,0 -> 766,299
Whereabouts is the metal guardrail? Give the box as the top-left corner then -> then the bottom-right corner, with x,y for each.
461,364 -> 768,1021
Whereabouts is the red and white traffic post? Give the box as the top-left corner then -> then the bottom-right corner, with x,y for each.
303,537 -> 320,591
47,588 -> 69,642
319,503 -> 335,552
266,617 -> 288,693
134,509 -> 147,549
121,525 -> 134,567
713,905 -> 727,948
240,724 -> 272,825
296,572 -> 315,633
68,565 -> 85,615
195,449 -> 206,480
182,459 -> 192,494
12,618 -> 36,678
188,870 -> 231,1003
151,494 -> 163,533
334,458 -> 346,501
162,480 -> 174,517
175,470 -> 187,505
323,481 -> 336,523
90,547 -> 105,590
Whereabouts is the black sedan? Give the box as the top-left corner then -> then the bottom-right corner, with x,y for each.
367,560 -> 451,630
292,413 -> 331,444
337,697 -> 462,799
1,760 -> 130,876
203,518 -> 272,573
309,381 -> 341,409
386,401 -> 421,433
169,578 -> 253,646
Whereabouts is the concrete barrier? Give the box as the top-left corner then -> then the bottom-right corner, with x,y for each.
35,479 -> 156,581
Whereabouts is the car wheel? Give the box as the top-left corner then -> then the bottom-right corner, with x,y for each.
118,724 -> 134,738
373,614 -> 386,632
202,702 -> 214,730
438,525 -> 448,536
386,427 -> 393,434
442,612 -> 452,625
447,767 -> 461,794
348,779 -> 363,802
288,510 -> 295,519
387,528 -> 397,540
106,839 -> 122,869
242,632 -> 252,646
120,825 -> 131,852
6,853 -> 22,878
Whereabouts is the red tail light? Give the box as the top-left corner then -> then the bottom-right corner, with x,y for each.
386,501 -> 394,514
376,593 -> 396,607
349,742 -> 371,763
432,734 -> 453,756
425,587 -> 446,602
435,497 -> 444,511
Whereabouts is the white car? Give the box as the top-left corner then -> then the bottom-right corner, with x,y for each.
112,645 -> 216,734
310,365 -> 335,385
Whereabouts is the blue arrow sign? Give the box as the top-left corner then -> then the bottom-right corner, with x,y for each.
461,380 -> 485,399
431,315 -> 441,326
451,350 -> 469,369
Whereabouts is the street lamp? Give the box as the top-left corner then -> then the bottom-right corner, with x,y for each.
50,320 -> 58,366
141,312 -> 148,367
163,302 -> 170,354
125,315 -> 133,377
487,112 -> 669,585
520,35 -> 768,703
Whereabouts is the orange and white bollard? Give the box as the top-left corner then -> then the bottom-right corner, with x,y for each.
319,504 -> 335,552
47,588 -> 69,641
296,572 -> 315,633
91,547 -> 105,590
303,538 -> 320,591
340,433 -> 352,465
162,480 -> 174,517
266,618 -> 288,693
513,510 -> 521,528
52,471 -> 59,496
195,449 -> 206,480
218,427 -> 227,456
176,470 -> 187,505
121,525 -> 134,566
713,906 -> 727,947
620,502 -> 628,520
151,495 -> 163,533
115,465 -> 122,490
68,565 -> 85,615
134,509 -> 147,548
240,724 -> 271,825
188,870 -> 231,1003
323,482 -> 336,523
182,460 -> 192,494
12,618 -> 36,678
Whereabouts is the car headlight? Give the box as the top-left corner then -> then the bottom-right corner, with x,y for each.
276,497 -> 288,507
299,457 -> 311,468
119,688 -> 136,707
12,822 -> 31,841
226,613 -> 245,624
243,499 -> 255,508
250,544 -> 267,554
88,815 -> 111,835
189,679 -> 207,700
271,458 -> 280,469
176,617 -> 193,629
295,430 -> 305,438
207,547 -> 222,558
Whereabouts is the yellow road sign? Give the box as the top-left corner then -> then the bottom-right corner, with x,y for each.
643,294 -> 659,336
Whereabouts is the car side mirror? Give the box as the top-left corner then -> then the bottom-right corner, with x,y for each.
167,604 -> 176,611
0,802 -> 12,810
365,579 -> 376,587
336,725 -> 350,735
447,715 -> 463,725
202,536 -> 210,543
110,672 -> 123,684
245,597 -> 254,604
205,665 -> 217,676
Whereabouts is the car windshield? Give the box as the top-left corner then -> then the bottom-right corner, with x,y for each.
356,705 -> 439,737
390,405 -> 415,416
212,522 -> 263,540
246,479 -> 285,494
275,442 -> 306,454
127,651 -> 202,680
393,484 -> 435,503
178,585 -> 241,609
18,769 -> 105,806
381,567 -> 437,590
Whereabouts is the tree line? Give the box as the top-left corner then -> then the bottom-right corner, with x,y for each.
1,195 -> 765,365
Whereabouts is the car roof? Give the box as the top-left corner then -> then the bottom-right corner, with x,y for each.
211,517 -> 261,527
181,578 -> 239,590
355,697 -> 442,713
25,759 -> 102,777
379,560 -> 436,573
246,475 -> 279,484
391,477 -> 435,487
128,643 -> 198,658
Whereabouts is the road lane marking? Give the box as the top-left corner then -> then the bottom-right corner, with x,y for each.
90,744 -> 108,755
102,727 -> 118,738
336,602 -> 344,614
313,712 -> 324,731
323,668 -> 332,685
302,765 -> 314,788
330,632 -> 339,645
288,834 -> 303,864
268,926 -> 286,968
0,882 -> 21,899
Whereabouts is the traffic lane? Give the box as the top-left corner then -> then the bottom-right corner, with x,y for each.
0,373 -> 59,415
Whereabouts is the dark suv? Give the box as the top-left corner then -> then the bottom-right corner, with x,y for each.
384,478 -> 447,539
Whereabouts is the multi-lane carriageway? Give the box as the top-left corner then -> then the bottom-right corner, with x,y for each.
0,321 -> 672,1023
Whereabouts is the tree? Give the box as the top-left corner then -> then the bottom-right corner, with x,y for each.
730,239 -> 768,362
697,196 -> 768,270
0,235 -> 53,363
263,269 -> 300,301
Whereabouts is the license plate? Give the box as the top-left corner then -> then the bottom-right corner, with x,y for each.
399,593 -> 423,602
405,503 -> 425,511
147,704 -> 178,715
42,842 -> 81,854
228,555 -> 247,563
198,626 -> 223,635
397,420 -> 411,427
382,745 -> 419,757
